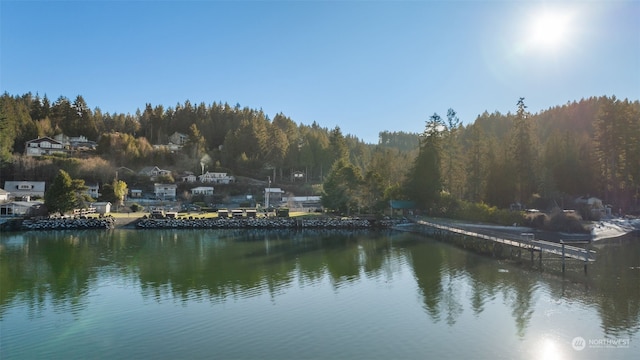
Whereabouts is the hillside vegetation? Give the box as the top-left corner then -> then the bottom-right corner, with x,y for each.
1,93 -> 638,216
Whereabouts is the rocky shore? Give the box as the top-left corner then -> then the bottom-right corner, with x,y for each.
136,217 -> 409,229
4,216 -> 410,231
20,217 -> 116,230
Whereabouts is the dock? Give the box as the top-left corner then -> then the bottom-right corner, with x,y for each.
401,219 -> 596,273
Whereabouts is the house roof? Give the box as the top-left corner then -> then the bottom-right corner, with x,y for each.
0,188 -> 9,195
25,136 -> 64,145
1,201 -> 44,208
4,181 -> 46,192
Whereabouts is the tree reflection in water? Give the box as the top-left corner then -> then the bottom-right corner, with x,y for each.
1,230 -> 639,339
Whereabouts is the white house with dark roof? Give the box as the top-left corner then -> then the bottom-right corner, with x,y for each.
24,137 -> 66,156
4,181 -> 46,199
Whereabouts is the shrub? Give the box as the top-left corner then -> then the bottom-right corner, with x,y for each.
546,210 -> 587,233
130,203 -> 143,212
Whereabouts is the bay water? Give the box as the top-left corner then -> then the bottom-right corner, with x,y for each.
1,229 -> 638,359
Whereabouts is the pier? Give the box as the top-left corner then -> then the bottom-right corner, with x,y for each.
401,219 -> 596,273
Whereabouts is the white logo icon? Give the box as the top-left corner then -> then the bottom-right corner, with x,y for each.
572,337 -> 586,351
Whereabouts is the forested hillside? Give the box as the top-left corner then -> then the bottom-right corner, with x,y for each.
1,93 -> 638,214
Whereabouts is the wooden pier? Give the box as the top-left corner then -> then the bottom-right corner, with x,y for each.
401,220 -> 596,273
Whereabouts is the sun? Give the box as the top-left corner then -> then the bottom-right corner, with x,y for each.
527,8 -> 572,51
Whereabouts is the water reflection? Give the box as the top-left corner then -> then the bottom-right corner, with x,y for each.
1,229 -> 639,340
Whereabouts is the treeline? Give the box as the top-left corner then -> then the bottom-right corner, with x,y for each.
404,97 -> 640,215
1,92 -> 638,214
0,93 -> 414,190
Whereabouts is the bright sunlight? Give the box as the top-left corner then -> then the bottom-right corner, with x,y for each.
527,8 -> 573,51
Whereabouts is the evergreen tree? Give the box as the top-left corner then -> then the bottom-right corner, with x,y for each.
442,108 -> 464,198
321,158 -> 363,214
510,98 -> 536,204
405,113 -> 444,210
45,170 -> 76,215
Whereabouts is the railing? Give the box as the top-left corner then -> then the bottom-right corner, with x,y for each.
416,220 -> 595,262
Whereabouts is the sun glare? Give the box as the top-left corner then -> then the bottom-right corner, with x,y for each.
528,9 -> 572,51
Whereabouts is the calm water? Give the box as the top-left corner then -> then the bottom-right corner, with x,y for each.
1,229 -> 638,360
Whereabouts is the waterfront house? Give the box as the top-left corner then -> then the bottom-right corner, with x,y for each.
154,183 -> 177,200
24,137 -> 66,156
264,188 -> 285,206
0,200 -> 44,217
4,181 -> 46,199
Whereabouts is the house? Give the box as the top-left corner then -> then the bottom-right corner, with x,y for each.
4,181 -> 46,199
389,200 -> 416,216
191,186 -> 214,196
85,183 -> 100,199
181,173 -> 197,183
130,189 -> 143,198
265,188 -> 285,207
198,171 -> 235,184
55,134 -> 97,151
575,196 -> 610,218
139,166 -> 173,181
283,196 -> 322,209
92,202 -> 112,214
0,188 -> 9,202
0,200 -> 44,217
24,137 -> 66,156
169,132 -> 188,146
154,183 -> 177,200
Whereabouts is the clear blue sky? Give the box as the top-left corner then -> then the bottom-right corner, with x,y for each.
2,0 -> 638,143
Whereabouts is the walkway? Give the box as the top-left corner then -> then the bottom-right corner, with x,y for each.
413,219 -> 596,262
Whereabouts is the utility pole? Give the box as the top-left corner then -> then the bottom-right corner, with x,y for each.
265,176 -> 271,210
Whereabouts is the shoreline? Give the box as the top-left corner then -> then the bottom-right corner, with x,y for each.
6,216 -> 410,231
5,215 -> 638,241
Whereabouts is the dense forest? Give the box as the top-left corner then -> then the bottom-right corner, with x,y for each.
1,92 -> 638,215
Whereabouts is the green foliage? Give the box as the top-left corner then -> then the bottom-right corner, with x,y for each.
321,159 -> 364,214
113,180 -> 128,206
510,98 -> 537,203
1,92 -> 639,215
435,195 -> 525,226
404,113 -> 444,210
44,169 -> 77,215
130,203 -> 143,212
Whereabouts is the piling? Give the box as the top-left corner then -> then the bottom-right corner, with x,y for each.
561,240 -> 566,273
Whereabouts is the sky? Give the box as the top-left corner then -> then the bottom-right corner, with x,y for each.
1,0 -> 639,143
